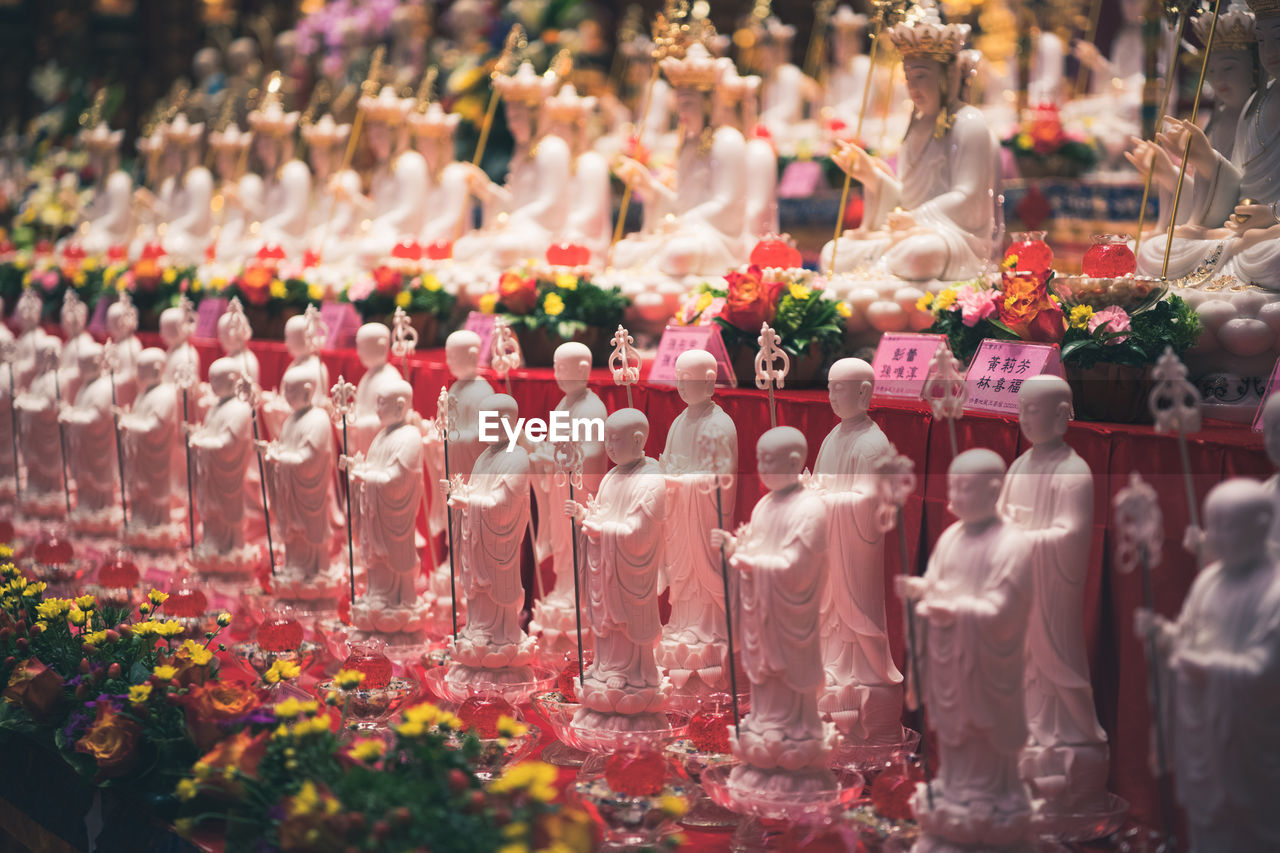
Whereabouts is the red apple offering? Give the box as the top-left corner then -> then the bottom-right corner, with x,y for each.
341,646 -> 393,690
604,750 -> 667,797
457,694 -> 518,739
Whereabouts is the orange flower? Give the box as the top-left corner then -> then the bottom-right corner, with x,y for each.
238,264 -> 273,306
2,658 -> 64,721
722,265 -> 783,331
193,730 -> 269,798
131,257 -> 162,290
497,271 -> 538,314
998,271 -> 1063,343
75,703 -> 142,779
179,682 -> 262,750
372,264 -> 403,296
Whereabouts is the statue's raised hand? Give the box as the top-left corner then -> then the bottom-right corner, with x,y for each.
832,140 -> 876,183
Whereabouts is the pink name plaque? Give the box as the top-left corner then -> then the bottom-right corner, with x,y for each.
650,324 -> 736,387
871,333 -> 945,399
963,339 -> 1063,415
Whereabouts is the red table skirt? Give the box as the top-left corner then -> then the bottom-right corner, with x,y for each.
141,332 -> 1267,844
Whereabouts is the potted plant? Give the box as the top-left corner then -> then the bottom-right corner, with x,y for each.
479,267 -> 630,366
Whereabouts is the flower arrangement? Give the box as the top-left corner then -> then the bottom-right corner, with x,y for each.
688,265 -> 848,360
1002,103 -> 1099,178
921,259 -> 1201,370
342,264 -> 456,328
480,267 -> 629,362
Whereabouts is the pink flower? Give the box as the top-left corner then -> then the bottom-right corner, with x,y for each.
39,271 -> 59,292
1088,305 -> 1131,343
347,277 -> 375,303
955,287 -> 999,327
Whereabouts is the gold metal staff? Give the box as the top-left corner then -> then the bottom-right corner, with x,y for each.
1132,1 -> 1191,259
471,25 -> 526,167
830,0 -> 895,276
804,0 -> 837,82
1073,0 -> 1105,97
1162,0 -> 1222,280
314,48 -> 383,260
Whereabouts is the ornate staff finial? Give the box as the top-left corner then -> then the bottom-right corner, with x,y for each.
491,316 -> 523,394
921,343 -> 966,456
435,386 -> 459,444
552,439 -> 584,491
101,339 -> 120,375
694,431 -> 735,496
391,306 -> 418,377
755,322 -> 790,428
1114,472 -> 1164,574
363,46 -> 387,98
303,303 -> 328,356
1149,346 -> 1201,436
234,374 -> 261,408
330,376 -> 356,419
114,291 -> 138,336
873,451 -> 917,534
415,66 -> 439,113
179,294 -> 197,331
610,324 -> 641,408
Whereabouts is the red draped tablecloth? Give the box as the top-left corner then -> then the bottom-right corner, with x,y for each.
142,334 -> 1268,846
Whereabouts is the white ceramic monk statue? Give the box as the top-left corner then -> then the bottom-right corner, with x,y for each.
14,341 -> 65,516
811,358 -> 903,746
302,114 -> 361,267
58,291 -> 94,403
159,306 -> 200,385
157,115 -> 214,265
899,449 -> 1034,850
264,311 -> 329,437
446,393 -> 537,685
820,1 -> 1000,282
658,349 -> 738,697
216,298 -> 260,385
1138,480 -> 1280,852
351,87 -> 429,266
118,348 -> 182,550
454,63 -> 569,269
566,408 -> 669,724
612,41 -> 749,277
529,342 -> 608,656
997,376 -> 1110,815
78,122 -> 133,256
260,366 -> 343,601
207,124 -> 261,266
247,95 -> 310,259
541,82 -> 613,265
189,358 -> 258,575
350,323 -> 400,456
59,342 -> 121,533
1261,393 -> 1280,558
105,296 -> 142,408
713,427 -> 832,795
756,17 -> 821,143
12,288 -> 49,391
408,102 -> 475,247
348,374 -> 429,641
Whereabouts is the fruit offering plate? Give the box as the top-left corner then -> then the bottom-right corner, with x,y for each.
830,727 -> 922,772
231,640 -> 323,676
1032,792 -> 1130,843
700,762 -> 865,824
1053,275 -> 1166,311
532,691 -> 690,755
422,662 -> 557,706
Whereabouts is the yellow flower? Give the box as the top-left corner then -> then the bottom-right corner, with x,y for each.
189,278 -> 202,293
82,630 -> 109,646
497,844 -> 530,853
72,271 -> 87,288
292,715 -> 332,737
273,698 -> 319,720
555,272 -> 579,291
288,780 -> 340,818
0,544 -> 12,558
155,620 -> 184,638
422,273 -> 442,292
307,284 -> 324,301
394,289 -> 412,308
82,257 -> 98,272
788,283 -> 811,300
934,288 -> 958,310
75,594 -> 96,610
1069,304 -> 1095,329
35,599 -> 71,619
114,275 -> 127,293
348,738 -> 385,762
503,822 -> 529,840
489,761 -> 558,802
175,778 -> 199,802
543,292 -> 565,316
658,795 -> 688,818
153,665 -> 179,681
334,669 -> 366,690
1016,132 -> 1033,150
148,590 -> 169,606
210,276 -> 227,292
179,639 -> 213,666
67,607 -> 87,626
1001,253 -> 1019,271
496,715 -> 528,738
163,268 -> 178,284
264,659 -> 302,684
916,292 -> 934,311
129,684 -> 153,705
269,279 -> 287,300
21,271 -> 32,287
478,292 -> 498,314
216,612 -> 232,627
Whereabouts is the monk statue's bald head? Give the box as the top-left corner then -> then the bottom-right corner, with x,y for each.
604,408 -> 648,465
948,448 -> 1006,525
758,426 -> 806,492
828,357 -> 874,420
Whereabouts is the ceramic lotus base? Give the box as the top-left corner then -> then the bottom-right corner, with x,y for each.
701,761 -> 864,824
68,505 -> 122,537
730,720 -> 835,772
18,492 -> 68,520
122,522 -> 186,554
658,633 -> 730,695
428,661 -> 556,705
578,673 -> 672,716
529,598 -> 592,659
665,738 -> 739,828
350,596 -> 432,653
912,779 -> 1035,851
447,632 -> 537,670
189,543 -> 263,578
534,692 -> 690,755
270,566 -> 349,604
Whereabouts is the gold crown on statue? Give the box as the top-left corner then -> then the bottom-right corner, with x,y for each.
300,114 -> 351,146
889,0 -> 970,63
407,102 -> 460,137
1197,2 -> 1257,49
544,83 -> 598,123
1246,0 -> 1280,20
660,42 -> 724,90
492,62 -> 559,105
163,113 -> 205,145
209,123 -> 252,150
716,60 -> 761,102
356,86 -> 413,124
79,121 -> 123,152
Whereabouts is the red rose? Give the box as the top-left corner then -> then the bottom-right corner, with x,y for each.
75,703 -> 142,779
497,271 -> 538,314
193,730 -> 269,797
723,265 -> 772,331
238,264 -> 273,306
178,682 -> 261,750
1026,298 -> 1065,343
372,265 -> 403,297
3,658 -> 64,720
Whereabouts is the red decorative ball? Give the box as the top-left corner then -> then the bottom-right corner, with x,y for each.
687,705 -> 733,754
256,244 -> 286,262
106,245 -> 127,262
391,240 -> 424,261
97,555 -> 140,589
258,616 -> 304,652
425,240 -> 453,260
33,533 -> 74,565
166,587 -> 208,619
1005,232 -> 1053,275
749,238 -> 802,269
302,249 -> 321,268
545,242 -> 591,267
604,750 -> 667,797
341,646 -> 393,690
1082,235 -> 1137,278
457,694 -> 517,739
869,759 -> 925,821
